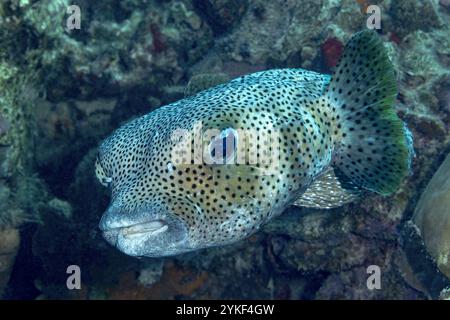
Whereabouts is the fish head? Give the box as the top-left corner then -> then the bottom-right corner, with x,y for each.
95,104 -> 286,257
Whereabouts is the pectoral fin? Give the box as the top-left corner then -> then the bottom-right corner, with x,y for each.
293,167 -> 361,209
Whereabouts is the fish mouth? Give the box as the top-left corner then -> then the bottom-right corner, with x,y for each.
121,220 -> 168,237
99,205 -> 190,257
102,219 -> 169,245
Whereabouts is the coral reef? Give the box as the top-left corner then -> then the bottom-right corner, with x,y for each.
0,60 -> 45,295
12,0 -> 213,101
0,61 -> 33,182
192,0 -> 248,35
321,38 -> 344,69
0,0 -> 449,300
390,0 -> 442,37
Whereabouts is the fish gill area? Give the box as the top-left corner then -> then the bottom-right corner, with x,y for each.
0,0 -> 449,299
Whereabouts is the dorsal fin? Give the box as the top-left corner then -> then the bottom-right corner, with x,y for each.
293,167 -> 362,209
184,73 -> 229,97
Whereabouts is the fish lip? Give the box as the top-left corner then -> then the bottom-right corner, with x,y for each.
118,220 -> 168,237
101,219 -> 168,239
98,202 -> 162,232
99,203 -> 191,257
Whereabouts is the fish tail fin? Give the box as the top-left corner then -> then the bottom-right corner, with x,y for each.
325,30 -> 414,195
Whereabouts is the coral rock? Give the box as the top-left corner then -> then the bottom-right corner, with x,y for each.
414,152 -> 450,280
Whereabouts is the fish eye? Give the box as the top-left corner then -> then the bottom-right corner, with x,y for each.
206,128 -> 238,165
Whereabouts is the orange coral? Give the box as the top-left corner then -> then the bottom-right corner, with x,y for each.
104,261 -> 208,300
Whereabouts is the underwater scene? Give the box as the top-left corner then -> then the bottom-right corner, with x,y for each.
0,0 -> 449,301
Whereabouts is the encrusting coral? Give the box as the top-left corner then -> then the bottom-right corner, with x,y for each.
0,0 -> 449,299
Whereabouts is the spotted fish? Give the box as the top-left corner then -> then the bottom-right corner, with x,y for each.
95,31 -> 413,257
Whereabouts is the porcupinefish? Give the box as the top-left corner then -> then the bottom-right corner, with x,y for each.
95,31 -> 413,257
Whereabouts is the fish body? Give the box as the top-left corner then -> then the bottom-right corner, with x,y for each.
96,31 -> 413,257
